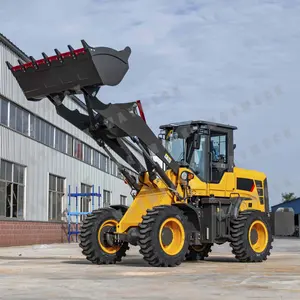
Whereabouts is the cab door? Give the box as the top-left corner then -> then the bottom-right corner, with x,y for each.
207,127 -> 235,197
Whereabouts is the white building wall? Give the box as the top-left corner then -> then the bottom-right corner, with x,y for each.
0,37 -> 144,222
0,126 -> 132,221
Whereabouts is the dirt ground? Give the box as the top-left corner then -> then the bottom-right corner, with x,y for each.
0,238 -> 299,300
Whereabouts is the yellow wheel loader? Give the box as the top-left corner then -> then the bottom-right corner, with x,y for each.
7,40 -> 295,267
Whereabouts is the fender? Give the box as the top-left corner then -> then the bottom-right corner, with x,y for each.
172,203 -> 201,232
110,205 -> 129,216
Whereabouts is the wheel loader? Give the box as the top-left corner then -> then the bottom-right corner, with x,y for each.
7,40 -> 295,267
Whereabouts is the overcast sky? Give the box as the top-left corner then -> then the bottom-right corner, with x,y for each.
1,0 -> 300,206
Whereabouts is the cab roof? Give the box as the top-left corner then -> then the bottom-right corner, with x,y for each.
159,120 -> 237,130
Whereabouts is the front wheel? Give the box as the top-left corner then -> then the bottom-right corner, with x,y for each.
230,210 -> 273,262
79,208 -> 129,264
138,205 -> 189,267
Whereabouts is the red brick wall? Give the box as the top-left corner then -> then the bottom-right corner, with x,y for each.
0,219 -> 81,247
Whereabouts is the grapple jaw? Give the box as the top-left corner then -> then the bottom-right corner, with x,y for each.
6,40 -> 131,101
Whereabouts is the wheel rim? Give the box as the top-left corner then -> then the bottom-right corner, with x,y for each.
97,219 -> 120,254
159,217 -> 185,256
248,220 -> 268,253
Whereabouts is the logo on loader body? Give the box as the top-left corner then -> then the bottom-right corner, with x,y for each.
164,153 -> 172,164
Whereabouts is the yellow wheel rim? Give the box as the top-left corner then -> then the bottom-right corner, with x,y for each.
159,217 -> 185,256
97,220 -> 120,254
248,220 -> 268,253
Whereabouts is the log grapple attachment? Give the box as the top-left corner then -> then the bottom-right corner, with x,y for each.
7,40 -> 131,101
7,39 -> 179,194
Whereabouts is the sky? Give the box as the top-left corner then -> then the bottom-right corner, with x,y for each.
1,0 -> 300,206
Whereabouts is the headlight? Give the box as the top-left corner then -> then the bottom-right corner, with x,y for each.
181,172 -> 188,180
180,171 -> 194,181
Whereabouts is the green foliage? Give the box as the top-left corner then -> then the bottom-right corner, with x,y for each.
281,192 -> 297,202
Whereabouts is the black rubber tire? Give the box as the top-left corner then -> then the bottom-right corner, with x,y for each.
185,243 -> 213,261
138,205 -> 189,267
230,210 -> 273,262
79,208 -> 129,265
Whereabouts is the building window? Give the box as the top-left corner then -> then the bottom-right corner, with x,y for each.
48,174 -> 65,221
120,195 -> 127,205
29,115 -> 54,147
92,151 -> 100,168
83,144 -> 92,164
111,160 -> 118,176
80,183 -> 92,221
46,123 -> 55,147
9,103 -> 29,135
30,115 -> 41,140
103,190 -> 111,207
0,159 -> 25,218
74,139 -> 83,160
55,128 -> 66,152
9,102 -> 17,130
100,154 -> 109,172
0,98 -> 9,126
67,135 -> 73,156
110,160 -> 114,175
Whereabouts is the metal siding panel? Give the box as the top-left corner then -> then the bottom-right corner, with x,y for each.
0,43 -> 25,104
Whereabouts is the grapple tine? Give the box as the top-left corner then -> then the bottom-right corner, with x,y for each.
81,39 -> 90,50
54,49 -> 63,62
17,59 -> 26,71
5,61 -> 13,70
67,45 -> 74,52
67,45 -> 76,59
54,48 -> 61,56
42,52 -> 51,66
29,56 -> 38,69
7,40 -> 131,101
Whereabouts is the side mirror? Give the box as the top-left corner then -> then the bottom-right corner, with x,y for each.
233,144 -> 236,150
193,133 -> 201,149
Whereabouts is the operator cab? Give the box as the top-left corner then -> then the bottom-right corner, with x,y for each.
159,120 -> 237,183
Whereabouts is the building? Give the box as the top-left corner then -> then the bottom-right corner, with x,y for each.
271,198 -> 300,237
0,34 -> 144,246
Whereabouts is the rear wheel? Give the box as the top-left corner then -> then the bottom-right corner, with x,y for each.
185,243 -> 213,261
79,208 -> 129,264
230,210 -> 273,262
138,205 -> 189,267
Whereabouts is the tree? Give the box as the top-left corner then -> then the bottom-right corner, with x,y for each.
281,192 -> 297,202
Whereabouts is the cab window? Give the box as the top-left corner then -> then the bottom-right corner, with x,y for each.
210,133 -> 227,163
